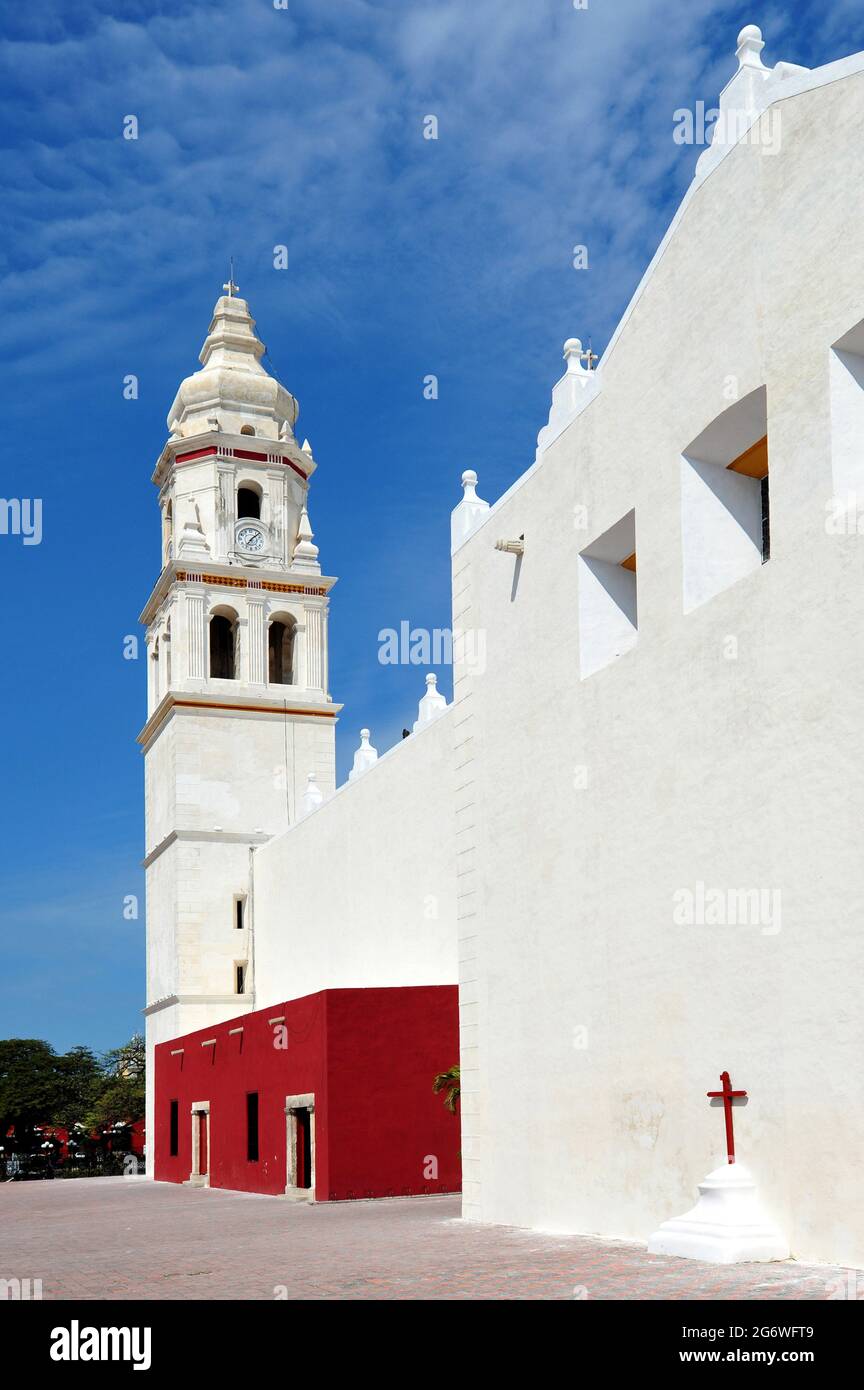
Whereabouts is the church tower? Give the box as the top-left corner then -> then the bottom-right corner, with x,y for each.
139,281 -> 339,1163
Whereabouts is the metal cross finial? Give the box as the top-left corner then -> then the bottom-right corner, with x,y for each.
581,343 -> 599,372
223,258 -> 239,298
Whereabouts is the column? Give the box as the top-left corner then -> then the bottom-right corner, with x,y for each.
185,588 -> 206,681
247,597 -> 266,686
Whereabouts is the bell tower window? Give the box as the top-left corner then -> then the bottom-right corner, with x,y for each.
268,617 -> 296,685
209,611 -> 237,680
237,486 -> 261,520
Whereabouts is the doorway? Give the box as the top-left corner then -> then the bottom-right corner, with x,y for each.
284,1093 -> 315,1201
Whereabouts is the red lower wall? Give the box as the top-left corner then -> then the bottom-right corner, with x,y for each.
154,986 -> 460,1201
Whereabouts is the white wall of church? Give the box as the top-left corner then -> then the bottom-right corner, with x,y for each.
252,709 -> 458,1010
453,66 -> 864,1267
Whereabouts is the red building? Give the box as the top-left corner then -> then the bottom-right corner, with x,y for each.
154,985 -> 460,1200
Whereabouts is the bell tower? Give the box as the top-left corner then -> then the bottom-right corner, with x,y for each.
140,283 -> 340,1166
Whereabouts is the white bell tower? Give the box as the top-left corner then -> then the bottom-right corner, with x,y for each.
140,281 -> 340,1165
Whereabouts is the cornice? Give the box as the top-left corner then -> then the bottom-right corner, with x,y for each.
151,430 -> 314,487
139,560 -> 337,626
137,689 -> 342,750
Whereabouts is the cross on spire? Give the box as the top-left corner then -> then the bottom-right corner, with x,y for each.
223,258 -> 239,298
707,1070 -> 748,1164
581,343 -> 599,372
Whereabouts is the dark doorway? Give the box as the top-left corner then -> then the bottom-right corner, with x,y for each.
197,1111 -> 208,1176
169,1100 -> 179,1157
210,615 -> 235,679
295,1108 -> 312,1189
268,620 -> 295,685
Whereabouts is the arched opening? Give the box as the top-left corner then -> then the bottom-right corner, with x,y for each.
209,611 -> 237,680
240,424 -> 256,436
237,484 -> 261,520
268,617 -> 296,685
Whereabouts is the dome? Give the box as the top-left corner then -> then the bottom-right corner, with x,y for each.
166,293 -> 298,442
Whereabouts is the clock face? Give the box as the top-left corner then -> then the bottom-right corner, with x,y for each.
237,525 -> 265,553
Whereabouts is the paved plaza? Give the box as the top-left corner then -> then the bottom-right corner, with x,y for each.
2,1178 -> 857,1301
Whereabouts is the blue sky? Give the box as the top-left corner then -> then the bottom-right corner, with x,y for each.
1,0 -> 861,1055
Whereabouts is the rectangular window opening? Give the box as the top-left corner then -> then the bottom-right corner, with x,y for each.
247,1092 -> 259,1162
235,897 -> 245,930
681,389 -> 769,612
169,1099 -> 179,1157
235,962 -> 247,994
578,510 -> 638,678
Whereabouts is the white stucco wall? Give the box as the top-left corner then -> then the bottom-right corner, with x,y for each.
252,710 -> 458,1008
454,67 -> 864,1266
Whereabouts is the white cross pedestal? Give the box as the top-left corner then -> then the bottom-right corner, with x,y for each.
648,1162 -> 789,1264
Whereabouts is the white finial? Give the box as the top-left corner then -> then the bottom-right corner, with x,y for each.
563,338 -> 597,376
413,672 -> 448,732
279,419 -> 292,441
452,470 -> 490,551
290,505 -> 321,574
563,338 -> 583,369
301,438 -> 313,456
300,771 -> 323,818
736,24 -> 766,70
349,727 -> 378,781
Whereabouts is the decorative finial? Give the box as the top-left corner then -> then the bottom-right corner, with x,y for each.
300,770 -> 323,818
413,671 -> 448,732
563,338 -> 583,366
736,24 -> 766,70
290,505 -> 321,574
223,257 -> 239,298
301,438 -> 313,456
451,469 -> 490,550
349,728 -> 378,781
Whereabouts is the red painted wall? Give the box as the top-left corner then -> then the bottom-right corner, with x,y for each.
154,986 -> 460,1201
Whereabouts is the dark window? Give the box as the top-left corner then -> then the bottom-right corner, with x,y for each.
761,475 -> 770,563
268,620 -> 295,685
247,1092 -> 259,1162
237,487 -> 260,519
210,615 -> 235,679
235,898 -> 244,930
235,962 -> 246,994
169,1100 -> 179,1157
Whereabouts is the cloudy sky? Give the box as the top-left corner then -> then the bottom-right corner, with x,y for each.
1,0 -> 861,1054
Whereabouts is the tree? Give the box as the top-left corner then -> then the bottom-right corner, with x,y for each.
0,1040 -> 62,1148
87,1035 -> 145,1131
52,1046 -> 103,1131
433,1064 -> 460,1115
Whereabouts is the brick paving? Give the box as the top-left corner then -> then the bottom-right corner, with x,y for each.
1,1178 -> 856,1300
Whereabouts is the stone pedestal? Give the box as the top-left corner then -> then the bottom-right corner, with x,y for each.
648,1163 -> 789,1264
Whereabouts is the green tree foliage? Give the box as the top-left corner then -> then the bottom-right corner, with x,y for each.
432,1064 -> 461,1115
0,1035 -> 146,1151
0,1039 -> 61,1145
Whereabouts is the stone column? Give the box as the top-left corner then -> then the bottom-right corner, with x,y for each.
186,589 -> 206,681
305,602 -> 325,693
247,598 -> 266,686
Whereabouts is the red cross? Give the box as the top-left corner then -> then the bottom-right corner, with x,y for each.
707,1070 -> 748,1164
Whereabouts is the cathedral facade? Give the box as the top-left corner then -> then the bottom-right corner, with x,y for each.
144,27 -> 864,1264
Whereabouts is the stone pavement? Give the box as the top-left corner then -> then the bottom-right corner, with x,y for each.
1,1178 -> 857,1300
